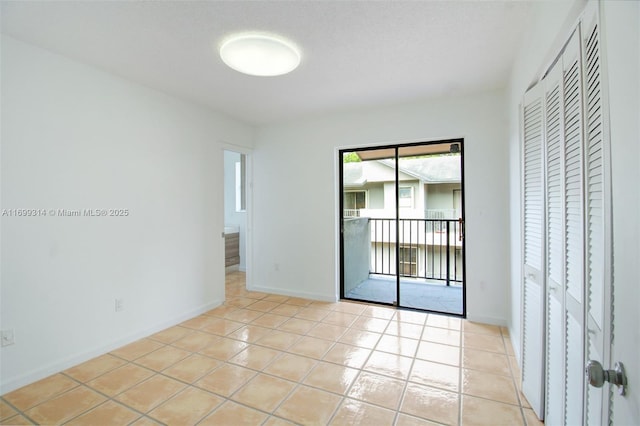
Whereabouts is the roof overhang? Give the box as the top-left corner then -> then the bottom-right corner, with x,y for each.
354,141 -> 460,161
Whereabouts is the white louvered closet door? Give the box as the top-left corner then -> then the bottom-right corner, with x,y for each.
521,82 -> 545,419
562,29 -> 587,426
543,59 -> 565,426
522,3 -> 614,423
583,3 -> 611,424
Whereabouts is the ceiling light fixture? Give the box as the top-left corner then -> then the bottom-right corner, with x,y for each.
219,33 -> 301,77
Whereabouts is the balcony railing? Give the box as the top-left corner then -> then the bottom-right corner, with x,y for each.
425,209 -> 461,219
369,218 -> 463,285
343,209 -> 361,218
344,209 -> 461,220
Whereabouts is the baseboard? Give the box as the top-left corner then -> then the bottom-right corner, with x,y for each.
465,314 -> 507,327
248,284 -> 337,303
508,332 -> 521,362
0,299 -> 223,394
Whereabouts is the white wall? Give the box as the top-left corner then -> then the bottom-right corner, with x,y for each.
223,150 -> 247,271
252,89 -> 510,325
0,36 -> 253,393
506,0 -> 585,360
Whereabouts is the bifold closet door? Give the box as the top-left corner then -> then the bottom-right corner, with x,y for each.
523,4 -> 612,423
543,59 -> 565,426
561,29 -> 586,426
543,27 -> 590,426
582,4 -> 610,424
521,82 -> 545,418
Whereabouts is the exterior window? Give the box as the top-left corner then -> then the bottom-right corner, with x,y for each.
399,186 -> 414,208
453,188 -> 462,218
344,191 -> 367,211
235,154 -> 246,212
399,246 -> 418,276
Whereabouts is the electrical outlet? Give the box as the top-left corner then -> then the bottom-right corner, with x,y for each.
115,298 -> 124,312
1,329 -> 15,347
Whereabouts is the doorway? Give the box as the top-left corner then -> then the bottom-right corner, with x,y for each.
223,150 -> 247,276
339,140 -> 466,316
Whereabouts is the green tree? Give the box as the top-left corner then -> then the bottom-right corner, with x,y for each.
343,152 -> 361,163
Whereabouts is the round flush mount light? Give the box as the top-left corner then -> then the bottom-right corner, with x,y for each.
219,33 -> 301,77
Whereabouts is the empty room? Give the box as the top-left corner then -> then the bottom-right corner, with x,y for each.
1,1 -> 638,425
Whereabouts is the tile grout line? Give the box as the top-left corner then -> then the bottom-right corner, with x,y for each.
59,332 -> 287,425
228,276 -> 498,417
207,308 -> 344,424
57,370 -> 171,426
393,313 -> 429,426
502,326 -> 529,425
235,272 -> 406,423
1,395 -> 39,425
93,341 -> 308,425
326,312 -> 391,425
4,380 -> 89,426
3,274 -> 524,426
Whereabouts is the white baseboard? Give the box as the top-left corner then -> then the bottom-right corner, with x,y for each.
508,332 -> 521,362
248,284 -> 337,303
465,313 -> 508,327
0,299 -> 222,394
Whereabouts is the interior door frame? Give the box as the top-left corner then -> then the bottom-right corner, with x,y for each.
519,83 -> 547,418
338,138 -> 466,317
221,144 -> 253,291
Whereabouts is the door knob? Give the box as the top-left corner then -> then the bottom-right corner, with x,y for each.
585,360 -> 627,395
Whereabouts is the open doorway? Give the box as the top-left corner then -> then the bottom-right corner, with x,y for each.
339,140 -> 465,316
223,150 -> 247,276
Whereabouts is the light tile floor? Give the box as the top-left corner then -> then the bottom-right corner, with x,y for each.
1,272 -> 543,425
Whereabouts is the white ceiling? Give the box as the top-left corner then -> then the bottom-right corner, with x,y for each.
1,1 -> 535,125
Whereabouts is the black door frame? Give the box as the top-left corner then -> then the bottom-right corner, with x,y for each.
339,139 -> 466,317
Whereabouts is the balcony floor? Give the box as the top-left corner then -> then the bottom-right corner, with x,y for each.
345,275 -> 463,315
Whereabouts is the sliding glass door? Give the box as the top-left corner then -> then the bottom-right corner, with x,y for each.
340,140 -> 465,316
340,147 -> 397,305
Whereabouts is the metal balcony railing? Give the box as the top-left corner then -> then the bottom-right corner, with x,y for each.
343,209 -> 361,218
424,209 -> 461,220
369,218 -> 464,285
